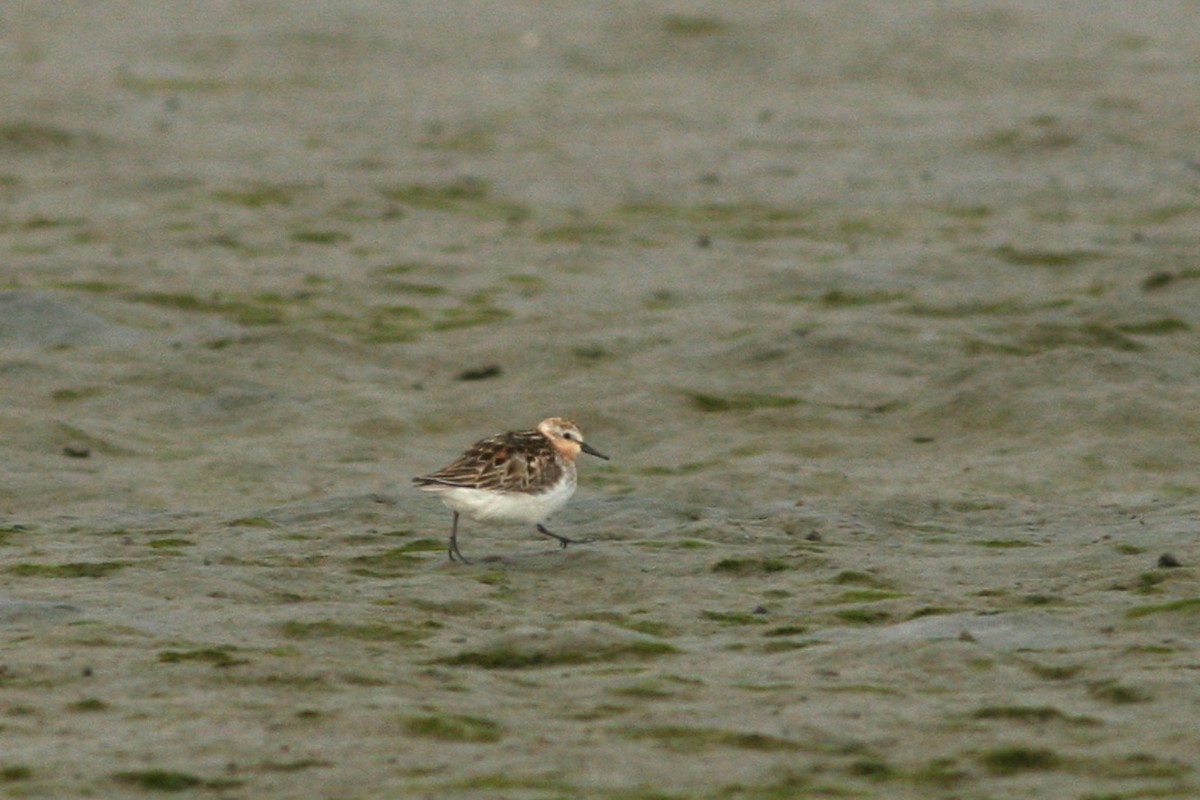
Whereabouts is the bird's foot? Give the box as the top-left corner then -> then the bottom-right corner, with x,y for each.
536,524 -> 592,550
448,538 -> 472,565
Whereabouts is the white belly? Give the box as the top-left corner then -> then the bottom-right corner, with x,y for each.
432,476 -> 577,524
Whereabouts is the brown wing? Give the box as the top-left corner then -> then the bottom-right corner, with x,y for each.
413,429 -> 564,494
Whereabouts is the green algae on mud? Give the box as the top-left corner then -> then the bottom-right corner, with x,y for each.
6,561 -> 129,578
403,713 -> 503,743
436,639 -> 677,669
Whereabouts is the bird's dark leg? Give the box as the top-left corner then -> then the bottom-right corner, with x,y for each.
536,523 -> 590,550
448,512 -> 471,564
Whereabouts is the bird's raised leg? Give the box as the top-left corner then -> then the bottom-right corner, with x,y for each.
536,523 -> 589,550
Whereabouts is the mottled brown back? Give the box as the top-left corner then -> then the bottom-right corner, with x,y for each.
413,429 -> 567,494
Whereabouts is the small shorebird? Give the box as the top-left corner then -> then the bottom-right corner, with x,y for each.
412,417 -> 610,563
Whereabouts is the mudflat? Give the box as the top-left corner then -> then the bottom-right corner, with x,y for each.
2,3 -> 1199,798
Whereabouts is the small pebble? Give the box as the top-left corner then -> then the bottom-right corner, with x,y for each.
1141,271 -> 1174,291
1157,552 -> 1182,568
804,531 -> 823,542
456,365 -> 502,381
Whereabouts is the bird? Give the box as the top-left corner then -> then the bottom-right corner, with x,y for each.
412,417 -> 609,563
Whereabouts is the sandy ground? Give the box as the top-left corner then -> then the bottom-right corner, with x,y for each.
2,2 -> 1200,797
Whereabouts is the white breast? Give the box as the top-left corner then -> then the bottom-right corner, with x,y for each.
433,473 -> 577,523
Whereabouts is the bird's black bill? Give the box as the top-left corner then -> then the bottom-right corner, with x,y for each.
582,442 -> 610,460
